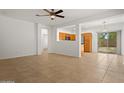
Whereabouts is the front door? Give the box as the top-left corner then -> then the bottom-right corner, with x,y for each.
84,33 -> 92,52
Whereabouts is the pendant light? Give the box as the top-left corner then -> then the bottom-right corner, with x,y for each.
103,21 -> 107,32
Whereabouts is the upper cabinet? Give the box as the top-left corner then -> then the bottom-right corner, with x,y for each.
59,32 -> 76,41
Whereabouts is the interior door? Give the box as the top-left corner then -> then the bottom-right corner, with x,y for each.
84,33 -> 92,52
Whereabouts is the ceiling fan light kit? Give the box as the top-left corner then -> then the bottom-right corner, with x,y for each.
36,9 -> 65,20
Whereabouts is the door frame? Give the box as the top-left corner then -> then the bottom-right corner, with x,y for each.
36,24 -> 50,55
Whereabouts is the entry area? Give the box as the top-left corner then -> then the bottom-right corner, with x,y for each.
81,33 -> 92,55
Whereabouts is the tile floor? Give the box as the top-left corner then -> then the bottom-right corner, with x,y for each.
0,50 -> 124,83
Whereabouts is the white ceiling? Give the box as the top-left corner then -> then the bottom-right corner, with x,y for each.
81,14 -> 124,28
0,9 -> 124,26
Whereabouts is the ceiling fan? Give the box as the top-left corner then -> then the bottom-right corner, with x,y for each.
36,9 -> 65,20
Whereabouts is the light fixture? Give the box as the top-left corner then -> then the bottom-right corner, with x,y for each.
102,21 -> 109,40
51,15 -> 56,19
103,21 -> 107,32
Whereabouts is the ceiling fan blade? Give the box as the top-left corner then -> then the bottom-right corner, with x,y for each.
56,15 -> 64,18
43,9 -> 51,13
36,14 -> 49,16
55,10 -> 63,14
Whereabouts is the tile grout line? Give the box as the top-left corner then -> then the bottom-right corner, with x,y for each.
101,55 -> 113,83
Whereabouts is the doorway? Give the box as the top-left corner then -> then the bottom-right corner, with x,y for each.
41,28 -> 48,52
98,31 -> 118,54
81,33 -> 92,55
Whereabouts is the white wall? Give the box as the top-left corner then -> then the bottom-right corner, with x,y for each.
117,31 -> 121,54
0,15 -> 37,59
48,26 -> 55,53
54,41 -> 79,57
50,25 -> 81,57
121,29 -> 124,55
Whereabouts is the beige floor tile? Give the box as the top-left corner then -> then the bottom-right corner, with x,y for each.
103,71 -> 124,83
107,55 -> 124,74
0,50 -> 124,83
